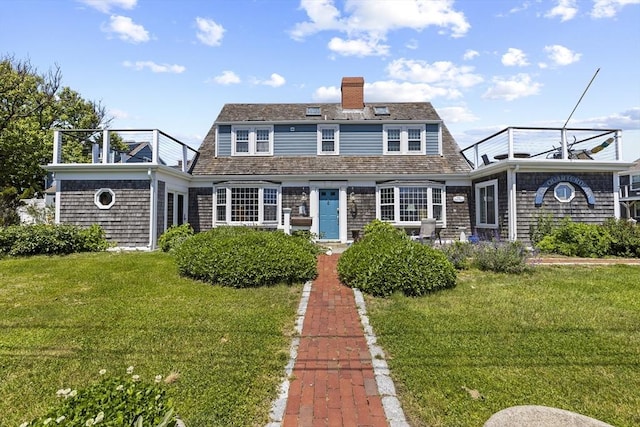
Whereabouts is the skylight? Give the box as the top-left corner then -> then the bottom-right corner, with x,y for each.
306,107 -> 321,116
374,106 -> 390,115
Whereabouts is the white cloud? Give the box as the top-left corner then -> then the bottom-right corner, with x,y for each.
406,39 -> 419,50
501,48 -> 529,67
463,49 -> 479,60
212,70 -> 240,85
103,15 -> 149,43
254,73 -> 286,87
545,0 -> 578,21
291,0 -> 470,57
591,0 -> 640,18
107,108 -> 130,120
195,17 -> 225,46
574,107 -> 640,129
437,106 -> 479,123
327,36 -> 389,57
544,44 -> 581,66
366,80 -> 459,101
122,61 -> 186,73
312,85 -> 341,102
78,0 -> 136,13
483,73 -> 542,101
386,58 -> 483,89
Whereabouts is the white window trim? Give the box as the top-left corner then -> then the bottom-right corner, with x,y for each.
376,184 -> 446,226
475,179 -> 498,228
94,188 -> 115,210
383,124 -> 426,155
214,186 -> 280,225
554,182 -> 575,203
317,124 -> 340,155
231,125 -> 274,156
631,174 -> 640,191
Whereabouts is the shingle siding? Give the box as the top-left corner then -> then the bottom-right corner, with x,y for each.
188,187 -> 213,232
59,180 -> 150,247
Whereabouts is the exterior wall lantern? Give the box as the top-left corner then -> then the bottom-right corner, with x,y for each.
349,191 -> 357,218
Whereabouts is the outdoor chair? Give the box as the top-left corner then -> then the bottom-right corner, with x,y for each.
418,218 -> 438,245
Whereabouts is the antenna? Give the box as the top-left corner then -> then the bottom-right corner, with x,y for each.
563,68 -> 600,129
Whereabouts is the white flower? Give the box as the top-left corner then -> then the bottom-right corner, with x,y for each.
56,388 -> 71,397
132,374 -> 140,381
94,411 -> 104,423
19,423 -> 29,427
155,375 -> 162,383
43,418 -> 53,425
85,418 -> 94,426
99,369 -> 107,375
56,416 -> 66,423
116,384 -> 124,391
68,389 -> 78,398
126,366 -> 134,374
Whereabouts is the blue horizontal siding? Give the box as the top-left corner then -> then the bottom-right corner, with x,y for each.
340,124 -> 383,155
426,124 -> 440,155
217,125 -> 231,157
274,124 -> 316,155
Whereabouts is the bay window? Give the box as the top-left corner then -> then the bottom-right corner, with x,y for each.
215,186 -> 279,224
378,184 -> 445,223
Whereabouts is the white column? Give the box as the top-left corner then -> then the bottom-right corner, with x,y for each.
339,186 -> 348,243
102,129 -> 110,164
52,130 -> 61,164
152,130 -> 160,164
613,173 -> 621,219
615,130 -> 623,161
507,127 -> 514,159
283,208 -> 292,235
148,169 -> 157,250
561,128 -> 568,160
507,168 -> 518,241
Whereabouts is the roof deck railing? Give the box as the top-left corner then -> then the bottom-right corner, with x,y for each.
461,127 -> 622,170
51,129 -> 199,173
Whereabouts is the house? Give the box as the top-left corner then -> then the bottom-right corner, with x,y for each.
618,158 -> 640,221
46,77 -> 631,249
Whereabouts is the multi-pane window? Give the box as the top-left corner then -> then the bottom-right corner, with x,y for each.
632,174 -> 640,190
476,180 -> 497,227
380,188 -> 395,221
216,188 -> 226,222
379,186 -> 445,223
317,125 -> 339,154
232,126 -> 273,155
383,125 -> 425,154
263,188 -> 278,222
231,188 -> 259,222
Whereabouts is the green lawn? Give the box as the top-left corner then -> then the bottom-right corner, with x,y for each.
366,265 -> 640,427
0,252 -> 300,426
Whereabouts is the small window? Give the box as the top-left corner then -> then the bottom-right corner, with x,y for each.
94,188 -> 115,209
317,125 -> 339,155
631,174 -> 640,190
554,183 -> 575,202
306,107 -> 321,116
374,106 -> 389,115
476,180 -> 498,227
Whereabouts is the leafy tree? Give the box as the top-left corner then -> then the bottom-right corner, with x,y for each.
0,55 -> 115,196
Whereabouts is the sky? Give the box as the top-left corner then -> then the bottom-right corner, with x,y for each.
2,0 -> 639,160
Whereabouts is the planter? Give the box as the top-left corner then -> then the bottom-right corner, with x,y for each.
291,216 -> 312,226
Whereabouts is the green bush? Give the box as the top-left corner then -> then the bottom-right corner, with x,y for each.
158,223 -> 194,252
536,217 -> 610,257
337,220 -> 456,297
0,224 -> 109,257
173,227 -> 317,287
22,367 -> 178,427
0,186 -> 21,226
602,218 -> 640,257
473,240 -> 531,274
439,241 -> 474,270
528,211 -> 555,246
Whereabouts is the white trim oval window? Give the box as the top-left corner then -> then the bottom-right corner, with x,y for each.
95,188 -> 116,209
554,182 -> 575,203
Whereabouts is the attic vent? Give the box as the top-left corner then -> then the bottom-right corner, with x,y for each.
306,107 -> 321,116
374,106 -> 390,115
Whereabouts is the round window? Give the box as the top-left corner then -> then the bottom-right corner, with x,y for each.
95,188 -> 116,209
554,182 -> 575,203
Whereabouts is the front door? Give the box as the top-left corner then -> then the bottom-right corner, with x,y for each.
319,189 -> 339,240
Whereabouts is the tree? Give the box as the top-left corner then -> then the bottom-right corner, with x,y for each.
0,55 -> 113,197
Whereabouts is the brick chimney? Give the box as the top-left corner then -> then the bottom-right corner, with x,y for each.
341,77 -> 364,110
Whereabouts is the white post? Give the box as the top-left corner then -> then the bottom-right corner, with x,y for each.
507,168 -> 518,240
102,129 -> 110,164
615,130 -> 623,161
561,128 -> 568,159
507,128 -> 514,159
52,130 -> 61,164
474,144 -> 479,169
152,130 -> 160,164
182,145 -> 188,172
283,208 -> 292,235
613,173 -> 621,219
92,143 -> 100,163
148,169 -> 157,249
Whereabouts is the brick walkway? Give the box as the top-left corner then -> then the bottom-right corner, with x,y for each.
281,254 -> 389,427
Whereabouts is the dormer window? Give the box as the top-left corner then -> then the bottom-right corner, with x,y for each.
383,125 -> 426,154
306,107 -> 321,116
231,126 -> 273,156
317,125 -> 339,155
374,106 -> 389,115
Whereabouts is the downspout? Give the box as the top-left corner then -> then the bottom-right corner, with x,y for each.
613,172 -> 621,219
148,168 -> 157,250
507,165 -> 519,241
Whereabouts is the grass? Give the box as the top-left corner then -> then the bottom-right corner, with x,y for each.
0,251 -> 301,427
366,265 -> 640,427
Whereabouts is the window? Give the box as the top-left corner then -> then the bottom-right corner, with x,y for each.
383,125 -> 425,154
317,125 -> 339,155
554,182 -> 575,202
306,106 -> 321,116
215,187 -> 279,224
374,106 -> 389,115
378,185 -> 445,224
232,126 -> 273,156
632,174 -> 640,190
94,188 -> 115,209
476,180 -> 498,227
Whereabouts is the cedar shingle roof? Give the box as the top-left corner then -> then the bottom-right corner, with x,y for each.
191,102 -> 471,177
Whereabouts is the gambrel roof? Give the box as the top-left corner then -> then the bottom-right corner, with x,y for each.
191,102 -> 472,177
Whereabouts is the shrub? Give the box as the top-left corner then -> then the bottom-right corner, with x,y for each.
337,220 -> 456,297
174,227 -> 317,287
22,367 -> 178,427
158,223 -> 194,252
473,240 -> 531,274
528,211 -> 555,246
536,217 -> 610,257
0,224 -> 109,257
0,186 -> 21,226
602,218 -> 640,257
439,241 -> 474,270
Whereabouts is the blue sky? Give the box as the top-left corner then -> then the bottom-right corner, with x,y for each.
2,0 -> 639,160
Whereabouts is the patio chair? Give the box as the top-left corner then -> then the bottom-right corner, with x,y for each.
418,218 -> 438,245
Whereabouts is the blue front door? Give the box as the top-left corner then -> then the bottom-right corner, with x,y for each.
319,189 -> 339,240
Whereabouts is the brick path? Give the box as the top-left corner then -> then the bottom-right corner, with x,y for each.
281,254 -> 389,427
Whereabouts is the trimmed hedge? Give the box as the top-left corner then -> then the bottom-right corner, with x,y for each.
173,227 -> 318,287
158,223 -> 194,252
0,224 -> 109,257
337,220 -> 456,297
